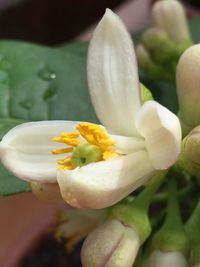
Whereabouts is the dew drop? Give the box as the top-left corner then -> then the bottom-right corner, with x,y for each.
38,68 -> 56,81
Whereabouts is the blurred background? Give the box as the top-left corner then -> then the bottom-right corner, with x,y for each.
0,0 -> 197,45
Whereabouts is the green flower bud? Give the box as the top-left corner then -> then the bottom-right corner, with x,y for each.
151,0 -> 191,44
146,250 -> 188,267
178,126 -> 200,176
176,45 -> 200,135
142,27 -> 177,64
136,45 -> 169,81
71,143 -> 102,168
81,219 -> 140,267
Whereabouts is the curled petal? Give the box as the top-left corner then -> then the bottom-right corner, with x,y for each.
136,101 -> 181,169
57,150 -> 155,209
0,121 -> 78,182
87,9 -> 141,136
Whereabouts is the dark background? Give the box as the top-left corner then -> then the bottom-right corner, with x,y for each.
0,0 -> 124,45
0,0 -> 198,45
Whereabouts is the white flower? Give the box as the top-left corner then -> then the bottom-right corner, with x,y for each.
146,250 -> 188,267
0,9 -> 181,209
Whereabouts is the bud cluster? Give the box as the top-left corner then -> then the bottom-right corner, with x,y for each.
136,0 -> 192,82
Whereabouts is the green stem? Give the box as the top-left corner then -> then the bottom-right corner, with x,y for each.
163,178 -> 182,229
185,198 -> 200,244
153,183 -> 195,203
134,177 -> 163,213
152,178 -> 190,255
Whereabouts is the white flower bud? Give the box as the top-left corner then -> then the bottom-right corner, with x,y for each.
151,0 -> 190,44
176,45 -> 200,134
146,250 -> 188,267
81,219 -> 140,267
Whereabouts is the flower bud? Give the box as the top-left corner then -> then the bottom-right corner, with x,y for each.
146,250 -> 188,267
30,182 -> 64,204
81,219 -> 140,267
142,28 -> 177,64
178,126 -> 200,176
176,45 -> 200,134
151,0 -> 190,44
136,45 -> 168,81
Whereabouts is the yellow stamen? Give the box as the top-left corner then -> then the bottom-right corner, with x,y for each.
52,122 -> 119,170
52,147 -> 74,155
77,122 -> 115,151
57,157 -> 73,170
53,136 -> 80,146
103,151 -> 119,160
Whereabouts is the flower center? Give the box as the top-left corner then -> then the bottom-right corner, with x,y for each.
52,122 -> 118,170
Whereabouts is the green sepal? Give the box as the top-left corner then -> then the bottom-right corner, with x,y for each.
140,83 -> 154,103
109,203 -> 151,244
151,224 -> 190,256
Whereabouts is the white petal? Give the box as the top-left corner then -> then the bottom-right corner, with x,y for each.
87,9 -> 141,136
110,134 -> 145,154
57,150 -> 155,209
0,121 -> 78,182
136,101 -> 182,169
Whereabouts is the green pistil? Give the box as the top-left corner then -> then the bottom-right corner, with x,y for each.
71,143 -> 102,168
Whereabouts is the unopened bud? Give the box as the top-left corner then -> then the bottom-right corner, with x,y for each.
178,126 -> 200,176
136,45 -> 168,81
81,219 -> 140,267
176,45 -> 200,134
142,27 -> 169,51
151,0 -> 190,44
146,250 -> 188,267
30,182 -> 64,204
142,28 -> 177,64
136,45 -> 152,70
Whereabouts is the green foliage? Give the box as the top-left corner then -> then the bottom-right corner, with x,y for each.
0,40 -> 97,196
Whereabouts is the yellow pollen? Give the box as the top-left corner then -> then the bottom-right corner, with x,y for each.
52,122 -> 119,170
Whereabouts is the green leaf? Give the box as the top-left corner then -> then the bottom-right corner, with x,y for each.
0,40 -> 98,196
